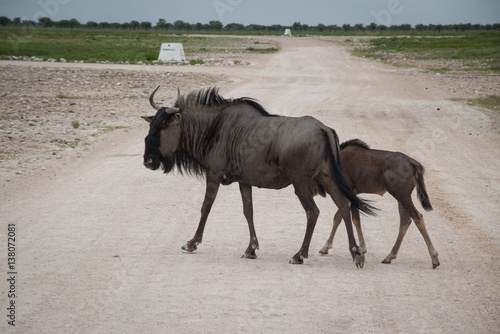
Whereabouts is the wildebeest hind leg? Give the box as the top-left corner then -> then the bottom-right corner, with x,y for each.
409,205 -> 440,268
239,183 -> 259,259
319,175 -> 363,268
182,177 -> 220,253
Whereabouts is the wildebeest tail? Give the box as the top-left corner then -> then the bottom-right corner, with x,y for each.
324,129 -> 377,216
412,160 -> 433,211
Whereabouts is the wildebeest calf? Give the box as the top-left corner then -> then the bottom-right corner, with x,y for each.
319,139 -> 440,268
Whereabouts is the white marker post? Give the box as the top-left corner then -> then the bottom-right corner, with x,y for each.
158,43 -> 186,62
284,29 -> 292,36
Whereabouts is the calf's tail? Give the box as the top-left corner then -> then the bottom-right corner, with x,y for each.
324,128 -> 377,216
413,161 -> 433,211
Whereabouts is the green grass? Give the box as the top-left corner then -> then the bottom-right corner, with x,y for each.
465,95 -> 500,112
90,125 -> 129,137
0,27 -> 278,63
351,32 -> 500,72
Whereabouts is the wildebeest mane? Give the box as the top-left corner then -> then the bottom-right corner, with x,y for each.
340,139 -> 370,150
175,86 -> 275,117
163,87 -> 276,177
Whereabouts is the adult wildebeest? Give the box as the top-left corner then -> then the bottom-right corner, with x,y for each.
142,86 -> 375,266
318,139 -> 440,268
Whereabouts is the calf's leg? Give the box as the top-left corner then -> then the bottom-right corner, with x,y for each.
319,209 -> 342,255
382,202 -> 412,264
290,182 -> 319,264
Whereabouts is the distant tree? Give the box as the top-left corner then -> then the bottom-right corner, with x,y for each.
342,23 -> 351,32
292,22 -> 302,31
109,22 -> 121,29
141,21 -> 152,30
327,24 -> 340,32
156,18 -> 167,29
367,22 -> 378,32
353,23 -> 364,31
0,16 -> 12,26
12,17 -> 21,26
38,17 -> 53,27
462,23 -> 472,31
129,20 -> 140,30
224,23 -> 245,31
271,24 -> 286,32
173,20 -> 187,30
247,24 -> 267,31
97,22 -> 111,29
415,24 -> 425,31
209,20 -> 223,31
55,18 -> 81,28
317,23 -> 326,32
55,20 -> 76,28
22,20 -> 37,27
86,21 -> 98,29
398,24 -> 412,31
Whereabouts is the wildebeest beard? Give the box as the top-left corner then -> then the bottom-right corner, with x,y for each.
159,153 -> 176,174
159,150 -> 203,175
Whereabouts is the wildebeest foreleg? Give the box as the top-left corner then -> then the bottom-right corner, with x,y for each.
351,208 -> 367,254
239,183 -> 260,259
182,176 -> 220,252
382,202 -> 411,265
289,183 -> 320,264
319,207 -> 367,256
319,209 -> 342,255
328,191 -> 364,268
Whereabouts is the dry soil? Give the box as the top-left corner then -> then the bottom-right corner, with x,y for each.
0,36 -> 499,333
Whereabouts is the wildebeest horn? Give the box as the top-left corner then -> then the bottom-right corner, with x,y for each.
165,107 -> 180,114
149,85 -> 161,110
177,87 -> 185,109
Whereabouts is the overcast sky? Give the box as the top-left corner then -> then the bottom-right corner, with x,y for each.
1,0 -> 499,26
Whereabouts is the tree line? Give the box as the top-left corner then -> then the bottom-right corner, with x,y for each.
1,16 -> 499,33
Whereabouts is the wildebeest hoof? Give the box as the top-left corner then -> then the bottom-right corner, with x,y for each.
241,253 -> 257,259
354,254 -> 365,269
181,244 -> 197,252
381,258 -> 392,264
318,248 -> 329,255
289,255 -> 304,264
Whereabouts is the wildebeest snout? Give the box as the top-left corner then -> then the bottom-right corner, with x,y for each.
143,155 -> 159,170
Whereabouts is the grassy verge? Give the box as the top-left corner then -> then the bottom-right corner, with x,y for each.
349,32 -> 500,72
463,95 -> 500,113
0,27 -> 278,63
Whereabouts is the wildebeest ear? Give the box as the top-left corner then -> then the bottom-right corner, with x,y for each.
173,113 -> 182,123
141,116 -> 154,123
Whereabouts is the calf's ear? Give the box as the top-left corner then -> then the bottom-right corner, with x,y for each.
141,116 -> 154,123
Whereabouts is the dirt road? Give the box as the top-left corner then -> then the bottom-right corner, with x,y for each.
1,36 -> 499,333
